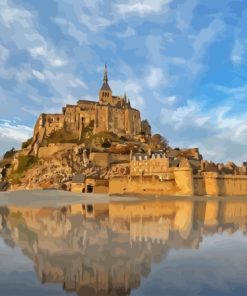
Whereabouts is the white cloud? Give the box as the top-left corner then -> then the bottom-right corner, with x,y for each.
187,18 -> 226,75
32,70 -> 45,81
117,27 -> 136,38
161,18 -> 226,78
146,67 -> 165,88
231,39 -> 246,65
80,13 -> 112,32
110,79 -> 145,110
160,100 -> 247,164
0,1 -> 68,69
0,122 -> 34,155
176,0 -> 198,31
69,78 -> 88,89
59,0 -> 112,32
211,83 -> 247,101
29,46 -> 67,68
0,121 -> 33,142
0,45 -> 9,62
161,100 -> 207,127
0,0 -> 32,28
53,17 -> 89,45
165,95 -> 177,104
116,0 -> 172,16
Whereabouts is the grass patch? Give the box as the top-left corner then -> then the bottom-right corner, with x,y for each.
43,129 -> 79,145
9,155 -> 38,184
17,155 -> 37,173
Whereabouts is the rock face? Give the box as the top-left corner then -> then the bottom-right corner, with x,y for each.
9,144 -> 112,191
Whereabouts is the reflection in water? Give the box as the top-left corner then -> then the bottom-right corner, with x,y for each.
1,199 -> 247,295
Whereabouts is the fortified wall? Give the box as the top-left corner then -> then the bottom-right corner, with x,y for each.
109,150 -> 247,197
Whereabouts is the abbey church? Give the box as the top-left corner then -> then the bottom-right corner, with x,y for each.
33,65 -> 142,146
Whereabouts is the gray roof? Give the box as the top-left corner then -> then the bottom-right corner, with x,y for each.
100,82 -> 112,92
72,174 -> 85,183
77,99 -> 97,104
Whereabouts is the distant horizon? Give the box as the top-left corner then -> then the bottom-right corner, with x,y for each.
1,0 -> 247,164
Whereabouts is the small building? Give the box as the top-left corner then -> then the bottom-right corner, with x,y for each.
85,178 -> 109,194
71,174 -> 109,194
130,152 -> 170,178
71,174 -> 86,193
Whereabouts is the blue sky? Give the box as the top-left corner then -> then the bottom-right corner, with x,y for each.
0,0 -> 247,164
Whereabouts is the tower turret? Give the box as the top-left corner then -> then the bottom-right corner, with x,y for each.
99,64 -> 112,104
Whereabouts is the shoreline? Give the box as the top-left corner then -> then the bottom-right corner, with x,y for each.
1,189 -> 247,207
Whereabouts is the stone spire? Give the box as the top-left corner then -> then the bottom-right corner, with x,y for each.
103,64 -> 108,83
100,64 -> 111,91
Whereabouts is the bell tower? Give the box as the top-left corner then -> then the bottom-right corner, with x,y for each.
99,64 -> 112,104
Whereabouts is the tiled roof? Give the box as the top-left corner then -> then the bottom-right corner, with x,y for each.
72,174 -> 85,183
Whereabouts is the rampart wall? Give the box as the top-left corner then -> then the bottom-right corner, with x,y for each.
109,171 -> 247,197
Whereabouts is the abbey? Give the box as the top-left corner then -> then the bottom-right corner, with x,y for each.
32,65 -> 141,147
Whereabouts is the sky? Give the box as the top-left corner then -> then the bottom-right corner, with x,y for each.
0,0 -> 247,164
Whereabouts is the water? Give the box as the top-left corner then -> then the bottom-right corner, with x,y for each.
1,198 -> 247,296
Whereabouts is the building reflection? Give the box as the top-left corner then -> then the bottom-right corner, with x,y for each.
1,199 -> 247,295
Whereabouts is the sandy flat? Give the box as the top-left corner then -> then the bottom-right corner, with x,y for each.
1,189 -> 247,207
0,189 -> 140,207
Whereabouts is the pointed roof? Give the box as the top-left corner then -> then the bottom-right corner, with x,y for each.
100,64 -> 112,92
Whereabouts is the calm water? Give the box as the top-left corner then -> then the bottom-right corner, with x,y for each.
1,198 -> 247,296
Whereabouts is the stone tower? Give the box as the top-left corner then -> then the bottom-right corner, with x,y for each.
99,64 -> 112,105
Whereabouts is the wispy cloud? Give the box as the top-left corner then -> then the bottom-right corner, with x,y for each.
0,121 -> 32,142
110,78 -> 145,111
160,99 -> 247,164
116,0 -> 172,16
117,27 -> 136,38
231,39 -> 246,65
146,67 -> 165,88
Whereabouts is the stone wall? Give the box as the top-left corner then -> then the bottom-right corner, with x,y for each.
109,175 -> 177,195
89,152 -> 110,167
38,143 -> 75,158
110,170 -> 247,197
193,175 -> 206,196
130,157 -> 169,176
174,167 -> 194,196
202,173 -> 247,196
89,152 -> 130,167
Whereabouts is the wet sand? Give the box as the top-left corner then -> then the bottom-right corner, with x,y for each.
0,189 -> 142,207
1,189 -> 247,207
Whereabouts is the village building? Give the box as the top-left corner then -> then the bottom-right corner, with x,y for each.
71,173 -> 108,194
